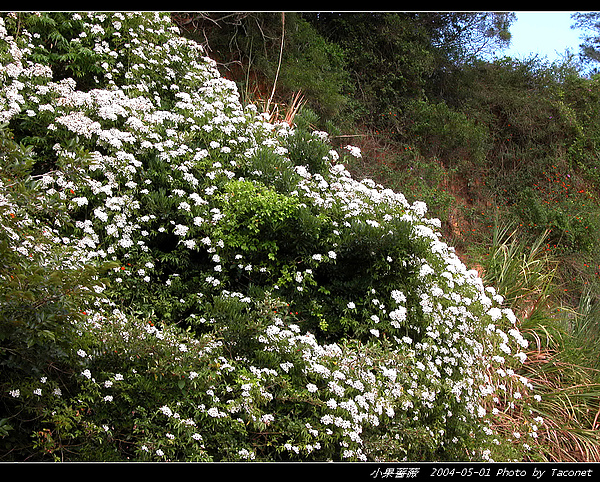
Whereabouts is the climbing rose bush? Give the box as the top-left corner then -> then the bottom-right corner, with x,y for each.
0,12 -> 542,462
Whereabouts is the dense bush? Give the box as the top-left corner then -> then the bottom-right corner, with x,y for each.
398,98 -> 489,170
1,12 -> 541,462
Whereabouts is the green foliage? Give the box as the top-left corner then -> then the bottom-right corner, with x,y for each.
5,13 -> 104,88
177,13 -> 352,124
399,98 -> 489,169
307,13 -> 437,127
283,120 -> 333,175
0,124 -> 114,460
216,179 -> 301,259
514,185 -> 598,255
278,14 -> 351,121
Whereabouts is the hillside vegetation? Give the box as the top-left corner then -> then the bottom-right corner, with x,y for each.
1,12 -> 599,462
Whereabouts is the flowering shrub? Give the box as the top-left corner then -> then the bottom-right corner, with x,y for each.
0,12 -> 542,461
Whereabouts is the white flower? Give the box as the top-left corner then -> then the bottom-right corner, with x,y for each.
344,145 -> 362,158
306,383 -> 318,393
419,264 -> 434,277
207,407 -> 221,418
105,224 -> 118,236
391,290 -> 406,303
320,414 -> 334,425
72,196 -> 88,206
260,414 -> 274,425
159,405 -> 173,417
411,201 -> 428,216
382,367 -> 397,382
173,224 -> 189,236
389,307 -> 407,324
487,307 -> 503,322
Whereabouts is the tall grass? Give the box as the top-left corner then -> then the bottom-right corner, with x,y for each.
481,222 -> 556,316
475,221 -> 600,461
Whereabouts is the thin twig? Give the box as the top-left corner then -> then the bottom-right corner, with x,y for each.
266,13 -> 285,114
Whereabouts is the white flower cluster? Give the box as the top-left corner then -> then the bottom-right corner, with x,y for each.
257,313 -> 406,460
